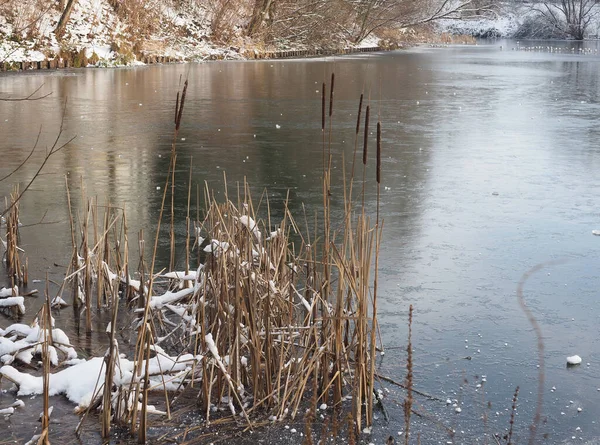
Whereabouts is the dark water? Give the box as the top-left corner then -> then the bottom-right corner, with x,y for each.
2,40 -> 600,443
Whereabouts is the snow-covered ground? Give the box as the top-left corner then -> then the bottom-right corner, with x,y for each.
0,0 -> 241,65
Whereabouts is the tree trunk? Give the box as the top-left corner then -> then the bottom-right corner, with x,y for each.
55,0 -> 77,40
247,0 -> 275,37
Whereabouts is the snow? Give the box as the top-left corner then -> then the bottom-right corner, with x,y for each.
204,240 -> 230,254
0,287 -> 16,297
239,216 -> 262,242
0,323 -> 77,366
51,296 -> 68,308
357,34 -> 380,49
24,434 -> 41,445
438,13 -> 521,38
162,271 -> 198,281
0,297 -> 25,314
567,355 -> 582,365
205,333 -> 221,361
1,349 -> 202,408
149,286 -> 195,309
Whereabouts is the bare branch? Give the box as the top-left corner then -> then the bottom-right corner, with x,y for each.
1,102 -> 76,219
0,127 -> 41,183
0,84 -> 52,102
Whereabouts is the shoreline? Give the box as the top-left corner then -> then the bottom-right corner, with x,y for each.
0,45 -> 387,72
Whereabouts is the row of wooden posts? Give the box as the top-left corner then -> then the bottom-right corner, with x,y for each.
247,46 -> 383,59
1,46 -> 383,71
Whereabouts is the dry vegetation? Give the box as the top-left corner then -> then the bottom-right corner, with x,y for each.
0,0 -> 493,61
0,74 -> 394,443
74,76 -> 385,441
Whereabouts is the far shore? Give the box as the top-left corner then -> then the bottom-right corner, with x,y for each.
0,45 -> 391,73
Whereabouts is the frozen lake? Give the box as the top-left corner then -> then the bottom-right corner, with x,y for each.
1,40 -> 600,443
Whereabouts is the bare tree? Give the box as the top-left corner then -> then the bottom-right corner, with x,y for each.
209,0 -> 247,43
346,0 -> 499,43
531,0 -> 599,40
266,0 -> 352,45
247,0 -> 277,37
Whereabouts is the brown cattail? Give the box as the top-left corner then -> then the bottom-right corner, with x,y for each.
321,82 -> 326,130
376,121 -> 381,184
329,73 -> 335,117
362,105 -> 370,165
175,91 -> 180,125
356,93 -> 363,134
176,80 -> 188,130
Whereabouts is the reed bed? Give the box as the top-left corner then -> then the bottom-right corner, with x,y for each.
0,76 -> 387,443
90,77 -> 382,439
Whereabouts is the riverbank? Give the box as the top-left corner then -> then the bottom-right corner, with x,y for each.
0,45 -> 389,72
0,34 -> 479,73
0,0 -> 483,72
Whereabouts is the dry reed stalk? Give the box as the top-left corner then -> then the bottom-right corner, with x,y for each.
138,229 -> 146,309
360,104 -> 371,213
91,198 -> 100,309
185,162 -> 193,289
38,276 -> 52,445
82,199 -> 92,334
127,79 -> 188,440
516,263 -> 554,445
102,281 -> 119,440
101,201 -> 111,306
507,386 -> 519,445
138,324 -> 152,444
64,176 -> 79,312
321,82 -> 326,172
367,119 -> 383,425
328,72 -> 335,161
121,208 -> 131,301
403,305 -> 414,445
5,187 -> 26,286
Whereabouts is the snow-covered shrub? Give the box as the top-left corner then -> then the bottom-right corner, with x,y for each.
513,15 -> 566,40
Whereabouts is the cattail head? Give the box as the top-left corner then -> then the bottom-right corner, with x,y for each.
176,80 -> 188,131
321,83 -> 326,130
376,121 -> 381,184
175,91 -> 180,126
329,73 -> 335,117
356,93 -> 363,135
363,105 -> 370,165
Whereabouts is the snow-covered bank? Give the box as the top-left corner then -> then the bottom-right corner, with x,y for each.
0,0 -> 388,68
0,0 -> 240,66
